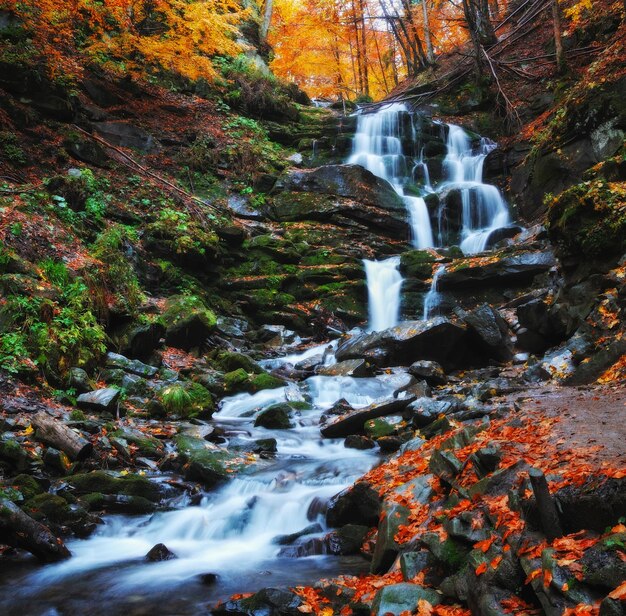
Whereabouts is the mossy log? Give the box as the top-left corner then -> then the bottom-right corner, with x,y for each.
0,498 -> 71,562
32,412 -> 93,461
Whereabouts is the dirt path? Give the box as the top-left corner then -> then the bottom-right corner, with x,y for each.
509,382 -> 626,467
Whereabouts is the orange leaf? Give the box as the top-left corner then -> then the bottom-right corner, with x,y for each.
525,569 -> 542,584
543,569 -> 553,587
417,599 -> 434,616
490,555 -> 502,569
475,562 -> 488,576
609,581 -> 626,600
474,536 -> 495,553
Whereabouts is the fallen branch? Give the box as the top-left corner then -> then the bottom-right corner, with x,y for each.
481,46 -> 522,130
0,498 -> 71,562
32,411 -> 93,461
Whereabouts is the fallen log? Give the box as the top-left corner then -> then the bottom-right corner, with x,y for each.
32,412 -> 93,461
0,498 -> 71,562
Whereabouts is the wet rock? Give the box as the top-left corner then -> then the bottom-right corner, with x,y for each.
318,358 -> 373,377
162,295 -> 216,351
105,352 -> 158,378
469,460 -> 528,498
274,164 -> 404,210
199,573 -> 219,585
429,449 -> 462,483
213,587 -> 304,616
407,398 -> 457,428
399,551 -> 431,581
175,435 -> 248,489
600,598 -> 625,616
344,435 -> 375,449
470,446 -> 502,478
326,481 -> 381,527
327,524 -> 369,555
146,543 -> 177,561
438,251 -> 556,290
408,360 -> 447,385
274,523 -> 323,545
364,416 -> 402,439
254,403 -> 293,429
460,304 -> 513,361
444,511 -> 490,544
335,318 -> 468,369
228,437 -> 277,454
68,471 -> 162,501
581,533 -> 626,589
371,583 -> 441,616
76,387 -> 120,413
371,500 -> 410,574
321,396 -> 413,438
421,415 -> 453,439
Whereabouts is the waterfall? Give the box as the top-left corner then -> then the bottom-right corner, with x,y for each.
363,256 -> 403,331
423,264 -> 445,320
348,104 -> 434,250
441,124 -> 510,254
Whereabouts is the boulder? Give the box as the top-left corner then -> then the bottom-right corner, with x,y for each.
371,583 -> 441,616
93,120 -> 157,152
274,164 -> 404,210
321,396 -> 414,438
113,322 -> 165,361
105,352 -> 158,378
460,304 -> 513,361
438,251 -> 556,290
146,543 -> 177,562
327,524 -> 369,555
326,481 -> 381,527
76,388 -> 120,413
335,318 -> 468,369
162,295 -> 216,351
318,358 -> 373,377
408,360 -> 446,385
254,403 -> 293,429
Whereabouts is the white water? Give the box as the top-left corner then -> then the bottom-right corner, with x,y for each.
8,345 -> 398,610
348,103 -> 435,250
423,264 -> 446,320
441,125 -> 510,254
363,256 -> 403,331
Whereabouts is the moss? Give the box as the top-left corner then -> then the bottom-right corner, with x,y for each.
215,351 -> 262,374
157,382 -> 214,418
69,409 -> 86,421
249,372 -> 286,391
23,493 -> 74,523
68,471 -> 161,501
548,177 -> 626,258
400,250 -> 437,279
11,474 -> 43,500
162,294 -> 217,329
440,538 -> 470,572
364,418 -> 397,439
223,368 -> 250,393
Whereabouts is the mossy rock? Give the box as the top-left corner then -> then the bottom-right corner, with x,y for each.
214,351 -> 262,374
162,294 -> 216,351
109,428 -> 163,456
548,177 -> 626,258
254,403 -> 293,429
364,418 -> 397,439
80,492 -> 156,514
23,493 -> 77,524
157,381 -> 214,418
175,435 -> 247,488
223,368 -> 286,394
11,474 -> 44,500
67,471 -> 161,501
0,435 -> 32,471
249,372 -> 286,391
371,583 -> 441,616
400,250 -> 437,279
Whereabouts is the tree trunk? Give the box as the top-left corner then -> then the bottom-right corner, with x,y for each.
32,411 -> 93,461
357,0 -> 370,96
0,498 -> 71,562
421,0 -> 435,64
260,0 -> 273,42
552,0 -> 566,74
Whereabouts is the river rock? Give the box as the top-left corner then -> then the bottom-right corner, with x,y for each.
321,396 -> 414,438
254,403 -> 293,429
326,481 -> 381,527
407,397 -> 457,428
438,250 -> 556,289
213,588 -> 304,616
408,360 -> 447,385
371,583 -> 441,616
335,317 -> 468,369
460,304 -> 513,361
113,321 -> 165,361
105,352 -> 158,378
146,543 -> 177,561
76,388 -> 120,413
274,164 -> 404,210
344,434 -> 375,449
317,358 -> 372,377
327,524 -> 369,555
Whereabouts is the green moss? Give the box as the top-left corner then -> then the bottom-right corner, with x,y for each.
23,493 -> 74,523
364,418 -> 397,439
157,382 -> 214,418
162,294 -> 217,329
548,177 -> 626,258
223,368 -> 250,393
215,351 -> 262,374
11,474 -> 43,500
400,250 -> 437,279
249,372 -> 286,392
68,471 -> 161,501
70,409 -> 86,421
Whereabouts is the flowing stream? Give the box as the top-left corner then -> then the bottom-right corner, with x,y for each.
363,256 -> 403,331
0,344 -> 407,615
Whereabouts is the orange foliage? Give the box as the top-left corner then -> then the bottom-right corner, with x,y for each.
4,0 -> 248,81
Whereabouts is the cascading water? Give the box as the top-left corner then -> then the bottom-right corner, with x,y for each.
440,125 -> 510,254
363,256 -> 403,331
348,104 -> 435,251
0,346 -> 404,614
423,264 -> 445,320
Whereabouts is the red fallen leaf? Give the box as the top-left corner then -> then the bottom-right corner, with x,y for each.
417,599 -> 433,615
543,569 -> 553,587
525,569 -> 542,584
608,581 -> 626,600
562,582 -> 569,592
490,556 -> 503,569
474,536 -> 495,552
475,562 -> 488,576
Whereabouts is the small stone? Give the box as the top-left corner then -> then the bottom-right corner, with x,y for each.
77,388 -> 121,413
146,543 -> 177,562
